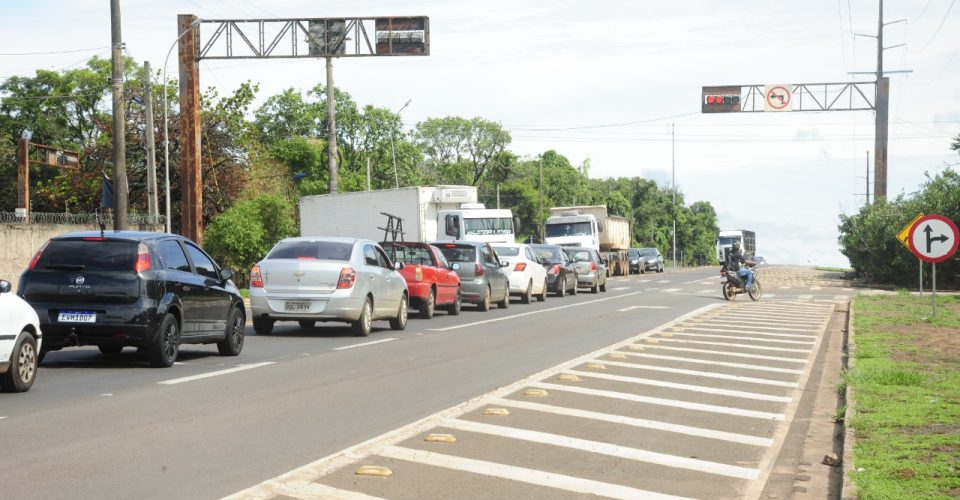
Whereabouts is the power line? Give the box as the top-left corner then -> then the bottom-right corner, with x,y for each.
911,0 -> 935,24
0,46 -> 109,56
912,0 -> 957,53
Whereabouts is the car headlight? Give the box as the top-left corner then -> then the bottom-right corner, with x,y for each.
647,259 -> 656,264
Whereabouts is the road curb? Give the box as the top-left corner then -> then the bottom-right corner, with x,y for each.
840,299 -> 858,500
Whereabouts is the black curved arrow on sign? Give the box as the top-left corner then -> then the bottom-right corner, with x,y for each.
923,224 -> 949,254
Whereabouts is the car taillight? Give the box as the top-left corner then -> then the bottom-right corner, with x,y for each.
415,265 -> 423,282
590,261 -> 597,271
27,240 -> 50,270
250,265 -> 263,288
338,267 -> 357,289
513,262 -> 526,272
549,264 -> 560,275
475,263 -> 484,276
135,242 -> 151,272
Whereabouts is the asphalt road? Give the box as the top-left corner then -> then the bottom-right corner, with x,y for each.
0,266 -> 852,499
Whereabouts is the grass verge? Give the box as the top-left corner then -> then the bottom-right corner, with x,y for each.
849,294 -> 960,498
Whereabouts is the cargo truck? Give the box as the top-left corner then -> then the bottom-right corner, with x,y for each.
299,186 -> 517,244
716,229 -> 756,263
543,206 -> 631,276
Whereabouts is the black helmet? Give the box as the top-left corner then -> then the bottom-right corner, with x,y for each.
732,242 -> 741,252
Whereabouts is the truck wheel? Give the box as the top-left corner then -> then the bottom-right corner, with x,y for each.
352,297 -> 373,336
148,313 -> 180,368
419,289 -> 436,319
0,333 -> 38,393
217,306 -> 245,356
522,280 -> 533,304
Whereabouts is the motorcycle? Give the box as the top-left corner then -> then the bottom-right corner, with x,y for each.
720,265 -> 761,301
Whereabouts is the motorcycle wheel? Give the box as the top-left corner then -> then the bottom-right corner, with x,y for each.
748,280 -> 762,301
722,282 -> 736,301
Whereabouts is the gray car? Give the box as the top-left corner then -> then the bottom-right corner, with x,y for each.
631,247 -> 664,273
249,237 -> 409,337
563,247 -> 608,293
432,241 -> 511,311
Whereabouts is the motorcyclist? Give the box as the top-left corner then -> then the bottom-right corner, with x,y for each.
726,242 -> 755,290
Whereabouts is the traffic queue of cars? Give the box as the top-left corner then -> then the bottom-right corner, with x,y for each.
1,230 -> 634,393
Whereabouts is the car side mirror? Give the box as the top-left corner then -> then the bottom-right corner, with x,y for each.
0,280 -> 10,294
219,269 -> 233,282
394,261 -> 404,270
500,260 -> 510,268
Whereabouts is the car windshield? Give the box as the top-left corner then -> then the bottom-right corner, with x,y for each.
491,246 -> 519,257
628,249 -> 641,257
267,241 -> 354,261
531,246 -> 563,261
566,250 -> 592,262
36,239 -> 136,271
382,243 -> 434,266
464,217 -> 513,236
436,245 -> 477,263
718,236 -> 740,246
545,222 -> 591,237
640,248 -> 659,257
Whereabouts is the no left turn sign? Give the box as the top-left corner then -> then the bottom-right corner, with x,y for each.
909,214 -> 960,263
764,84 -> 793,112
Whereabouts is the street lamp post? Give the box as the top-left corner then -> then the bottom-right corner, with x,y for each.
162,19 -> 201,233
389,99 -> 411,189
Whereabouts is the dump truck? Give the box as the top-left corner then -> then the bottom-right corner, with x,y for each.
299,186 -> 517,244
543,206 -> 631,276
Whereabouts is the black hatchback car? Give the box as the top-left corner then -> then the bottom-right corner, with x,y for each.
18,231 -> 245,367
529,244 -> 579,297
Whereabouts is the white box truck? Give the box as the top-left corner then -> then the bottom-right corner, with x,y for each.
299,186 -> 517,244
544,206 -> 632,276
716,229 -> 756,263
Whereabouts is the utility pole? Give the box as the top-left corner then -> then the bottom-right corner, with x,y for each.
865,150 -> 870,206
326,57 -> 338,194
110,0 -> 128,230
539,157 -> 544,243
143,61 -> 158,224
874,0 -> 889,201
671,123 -> 676,268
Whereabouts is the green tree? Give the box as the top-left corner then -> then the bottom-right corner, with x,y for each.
414,116 -> 511,187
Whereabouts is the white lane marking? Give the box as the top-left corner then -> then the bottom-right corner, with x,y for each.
639,345 -> 808,364
531,382 -> 785,420
696,289 -> 714,295
834,295 -> 849,300
686,322 -> 820,333
379,445 -> 692,500
654,338 -> 811,354
589,359 -> 799,388
661,288 -> 682,293
657,280 -> 671,284
764,293 -> 777,298
777,286 -> 792,289
611,286 -> 630,291
843,288 -> 854,291
428,290 -> 645,331
443,419 -> 761,480
663,332 -> 814,345
267,481 -> 386,500
332,338 -> 398,351
0,416 -> 6,420
699,281 -> 715,286
101,393 -> 113,397
566,369 -> 791,403
673,326 -> 817,339
619,352 -> 803,374
617,305 -> 670,312
491,398 -> 773,447
706,313 -> 823,325
810,286 -> 822,290
158,362 -> 275,385
744,303 -> 833,311
797,295 -> 814,299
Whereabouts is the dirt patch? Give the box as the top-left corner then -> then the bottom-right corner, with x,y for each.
887,323 -> 960,368
933,444 -> 960,453
896,424 -> 960,435
946,487 -> 960,497
895,468 -> 916,480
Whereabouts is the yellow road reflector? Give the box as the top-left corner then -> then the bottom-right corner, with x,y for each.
661,332 -> 674,337
585,362 -> 607,370
483,407 -> 511,416
645,338 -> 660,344
425,433 -> 457,443
355,465 -> 392,477
608,352 -> 627,359
558,373 -> 582,382
524,388 -> 549,397
628,344 -> 645,352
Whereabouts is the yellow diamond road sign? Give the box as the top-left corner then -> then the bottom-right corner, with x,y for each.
897,213 -> 924,250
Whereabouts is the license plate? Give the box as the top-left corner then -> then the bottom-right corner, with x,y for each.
284,301 -> 311,311
58,311 -> 96,323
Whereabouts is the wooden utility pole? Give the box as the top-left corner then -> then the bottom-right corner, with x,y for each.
325,57 -> 338,194
143,61 -> 158,223
16,138 -> 28,214
110,0 -> 128,230
178,14 -> 202,243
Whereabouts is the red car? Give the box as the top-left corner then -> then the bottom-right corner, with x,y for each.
381,242 -> 462,319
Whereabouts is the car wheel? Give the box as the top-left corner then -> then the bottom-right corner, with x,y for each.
352,297 -> 373,336
591,280 -> 599,293
298,320 -> 316,329
98,344 -> 123,355
556,277 -> 566,297
600,281 -> 607,292
148,313 -> 180,368
570,276 -> 578,295
217,306 -> 245,356
522,280 -> 533,304
537,280 -> 548,302
447,288 -> 462,315
419,289 -> 436,319
0,333 -> 38,393
253,317 -> 274,336
477,286 -> 491,311
390,294 -> 409,330
498,283 -> 510,309
658,264 -> 664,273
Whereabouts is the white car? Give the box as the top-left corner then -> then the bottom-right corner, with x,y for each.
491,244 -> 548,304
1,279 -> 41,392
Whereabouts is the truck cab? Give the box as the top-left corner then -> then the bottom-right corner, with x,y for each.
438,205 -> 517,244
543,213 -> 600,250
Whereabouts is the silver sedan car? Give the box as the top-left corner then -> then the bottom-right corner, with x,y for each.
249,237 -> 408,337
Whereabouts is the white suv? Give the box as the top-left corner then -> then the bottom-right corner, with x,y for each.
1,279 -> 41,392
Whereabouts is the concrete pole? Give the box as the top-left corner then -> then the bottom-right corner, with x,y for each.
144,61 -> 158,224
538,157 -> 544,243
111,0 -> 128,230
672,123 -> 676,268
873,0 -> 888,201
325,57 -> 338,194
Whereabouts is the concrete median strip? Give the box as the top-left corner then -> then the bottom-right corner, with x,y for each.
636,344 -> 809,364
662,332 -> 815,345
618,351 -> 804,374
651,338 -> 812,353
589,358 -> 799,388
564,369 -> 792,403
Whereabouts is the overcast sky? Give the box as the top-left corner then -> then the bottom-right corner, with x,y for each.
3,0 -> 959,267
